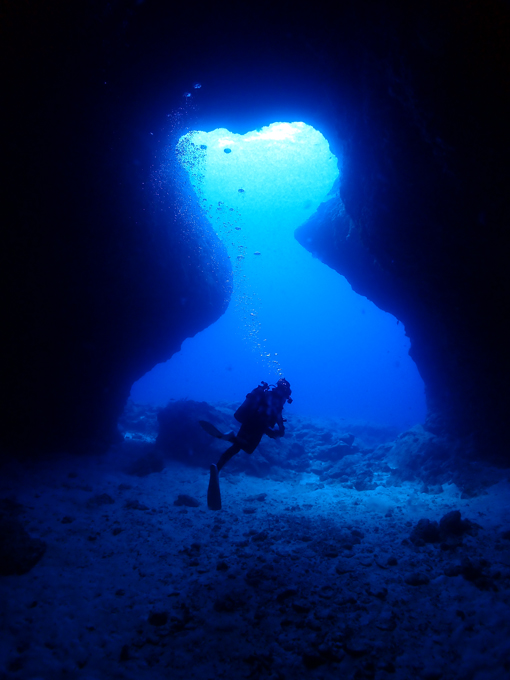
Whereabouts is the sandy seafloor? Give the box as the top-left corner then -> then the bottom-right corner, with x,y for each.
1,406 -> 510,680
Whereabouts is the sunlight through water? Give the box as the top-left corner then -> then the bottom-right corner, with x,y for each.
131,122 -> 426,429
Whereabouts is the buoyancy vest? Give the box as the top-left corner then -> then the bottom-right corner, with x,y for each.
234,383 -> 271,425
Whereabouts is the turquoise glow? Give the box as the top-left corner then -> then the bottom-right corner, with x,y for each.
131,122 -> 426,428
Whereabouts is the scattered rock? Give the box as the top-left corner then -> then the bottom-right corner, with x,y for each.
322,545 -> 339,558
344,639 -> 370,657
376,609 -> 397,631
339,433 -> 355,446
319,584 -> 335,599
276,588 -> 298,602
0,498 -> 24,516
173,494 -> 200,508
358,557 -> 373,567
8,658 -> 24,672
87,493 -> 115,508
404,572 -> 430,586
335,559 -> 354,575
245,565 -> 277,588
126,451 -> 165,477
292,600 -> 311,614
302,652 -> 326,669
181,543 -> 201,557
156,400 -> 233,467
0,516 -> 47,576
422,484 -> 444,495
440,510 -> 479,537
148,611 -> 168,626
410,511 -> 479,548
214,592 -> 246,612
444,564 -> 464,577
367,581 -> 388,600
245,493 -> 267,502
354,479 -> 377,491
0,406 -> 504,676
306,482 -> 325,491
459,557 -> 493,589
125,499 -> 149,511
410,519 -> 441,545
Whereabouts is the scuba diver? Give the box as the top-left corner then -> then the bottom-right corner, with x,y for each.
199,378 -> 293,510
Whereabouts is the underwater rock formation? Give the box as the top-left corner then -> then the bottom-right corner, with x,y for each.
156,400 -> 234,468
295,2 -> 510,457
2,0 -> 509,459
0,148 -> 230,454
123,400 -> 502,499
2,20 -> 231,455
0,499 -> 46,576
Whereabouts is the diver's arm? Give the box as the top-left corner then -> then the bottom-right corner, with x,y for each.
265,414 -> 285,439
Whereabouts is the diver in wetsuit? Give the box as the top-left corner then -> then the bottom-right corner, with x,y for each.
199,378 -> 293,510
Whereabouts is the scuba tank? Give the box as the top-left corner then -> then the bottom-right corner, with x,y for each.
234,381 -> 270,424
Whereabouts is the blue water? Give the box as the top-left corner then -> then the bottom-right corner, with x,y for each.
131,122 -> 426,430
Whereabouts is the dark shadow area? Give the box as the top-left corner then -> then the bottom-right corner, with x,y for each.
2,1 -> 509,461
2,398 -> 509,678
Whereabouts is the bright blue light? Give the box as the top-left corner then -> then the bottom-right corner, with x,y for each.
132,122 -> 426,429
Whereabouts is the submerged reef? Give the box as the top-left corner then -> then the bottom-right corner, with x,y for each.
2,402 -> 508,678
124,400 -> 501,499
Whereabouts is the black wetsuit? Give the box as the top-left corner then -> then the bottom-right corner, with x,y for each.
216,388 -> 286,471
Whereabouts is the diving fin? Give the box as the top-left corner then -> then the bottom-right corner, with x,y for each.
199,420 -> 225,439
199,421 -> 235,442
207,464 -> 222,511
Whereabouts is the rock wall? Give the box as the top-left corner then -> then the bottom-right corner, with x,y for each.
2,0 -> 509,459
295,1 -> 510,456
1,4 -> 232,455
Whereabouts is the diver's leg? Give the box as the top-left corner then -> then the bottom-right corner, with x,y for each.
207,444 -> 242,511
217,444 -> 241,472
207,464 -> 221,510
199,421 -> 236,441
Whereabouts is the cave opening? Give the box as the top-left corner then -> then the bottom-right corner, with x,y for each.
131,121 -> 426,430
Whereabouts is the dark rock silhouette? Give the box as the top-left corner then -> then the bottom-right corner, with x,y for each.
294,3 -> 510,458
0,501 -> 47,575
2,0 -> 509,459
156,400 -> 233,468
2,4 -> 232,455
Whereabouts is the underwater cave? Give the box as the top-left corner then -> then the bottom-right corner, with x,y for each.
2,1 -> 510,678
131,120 -> 426,429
